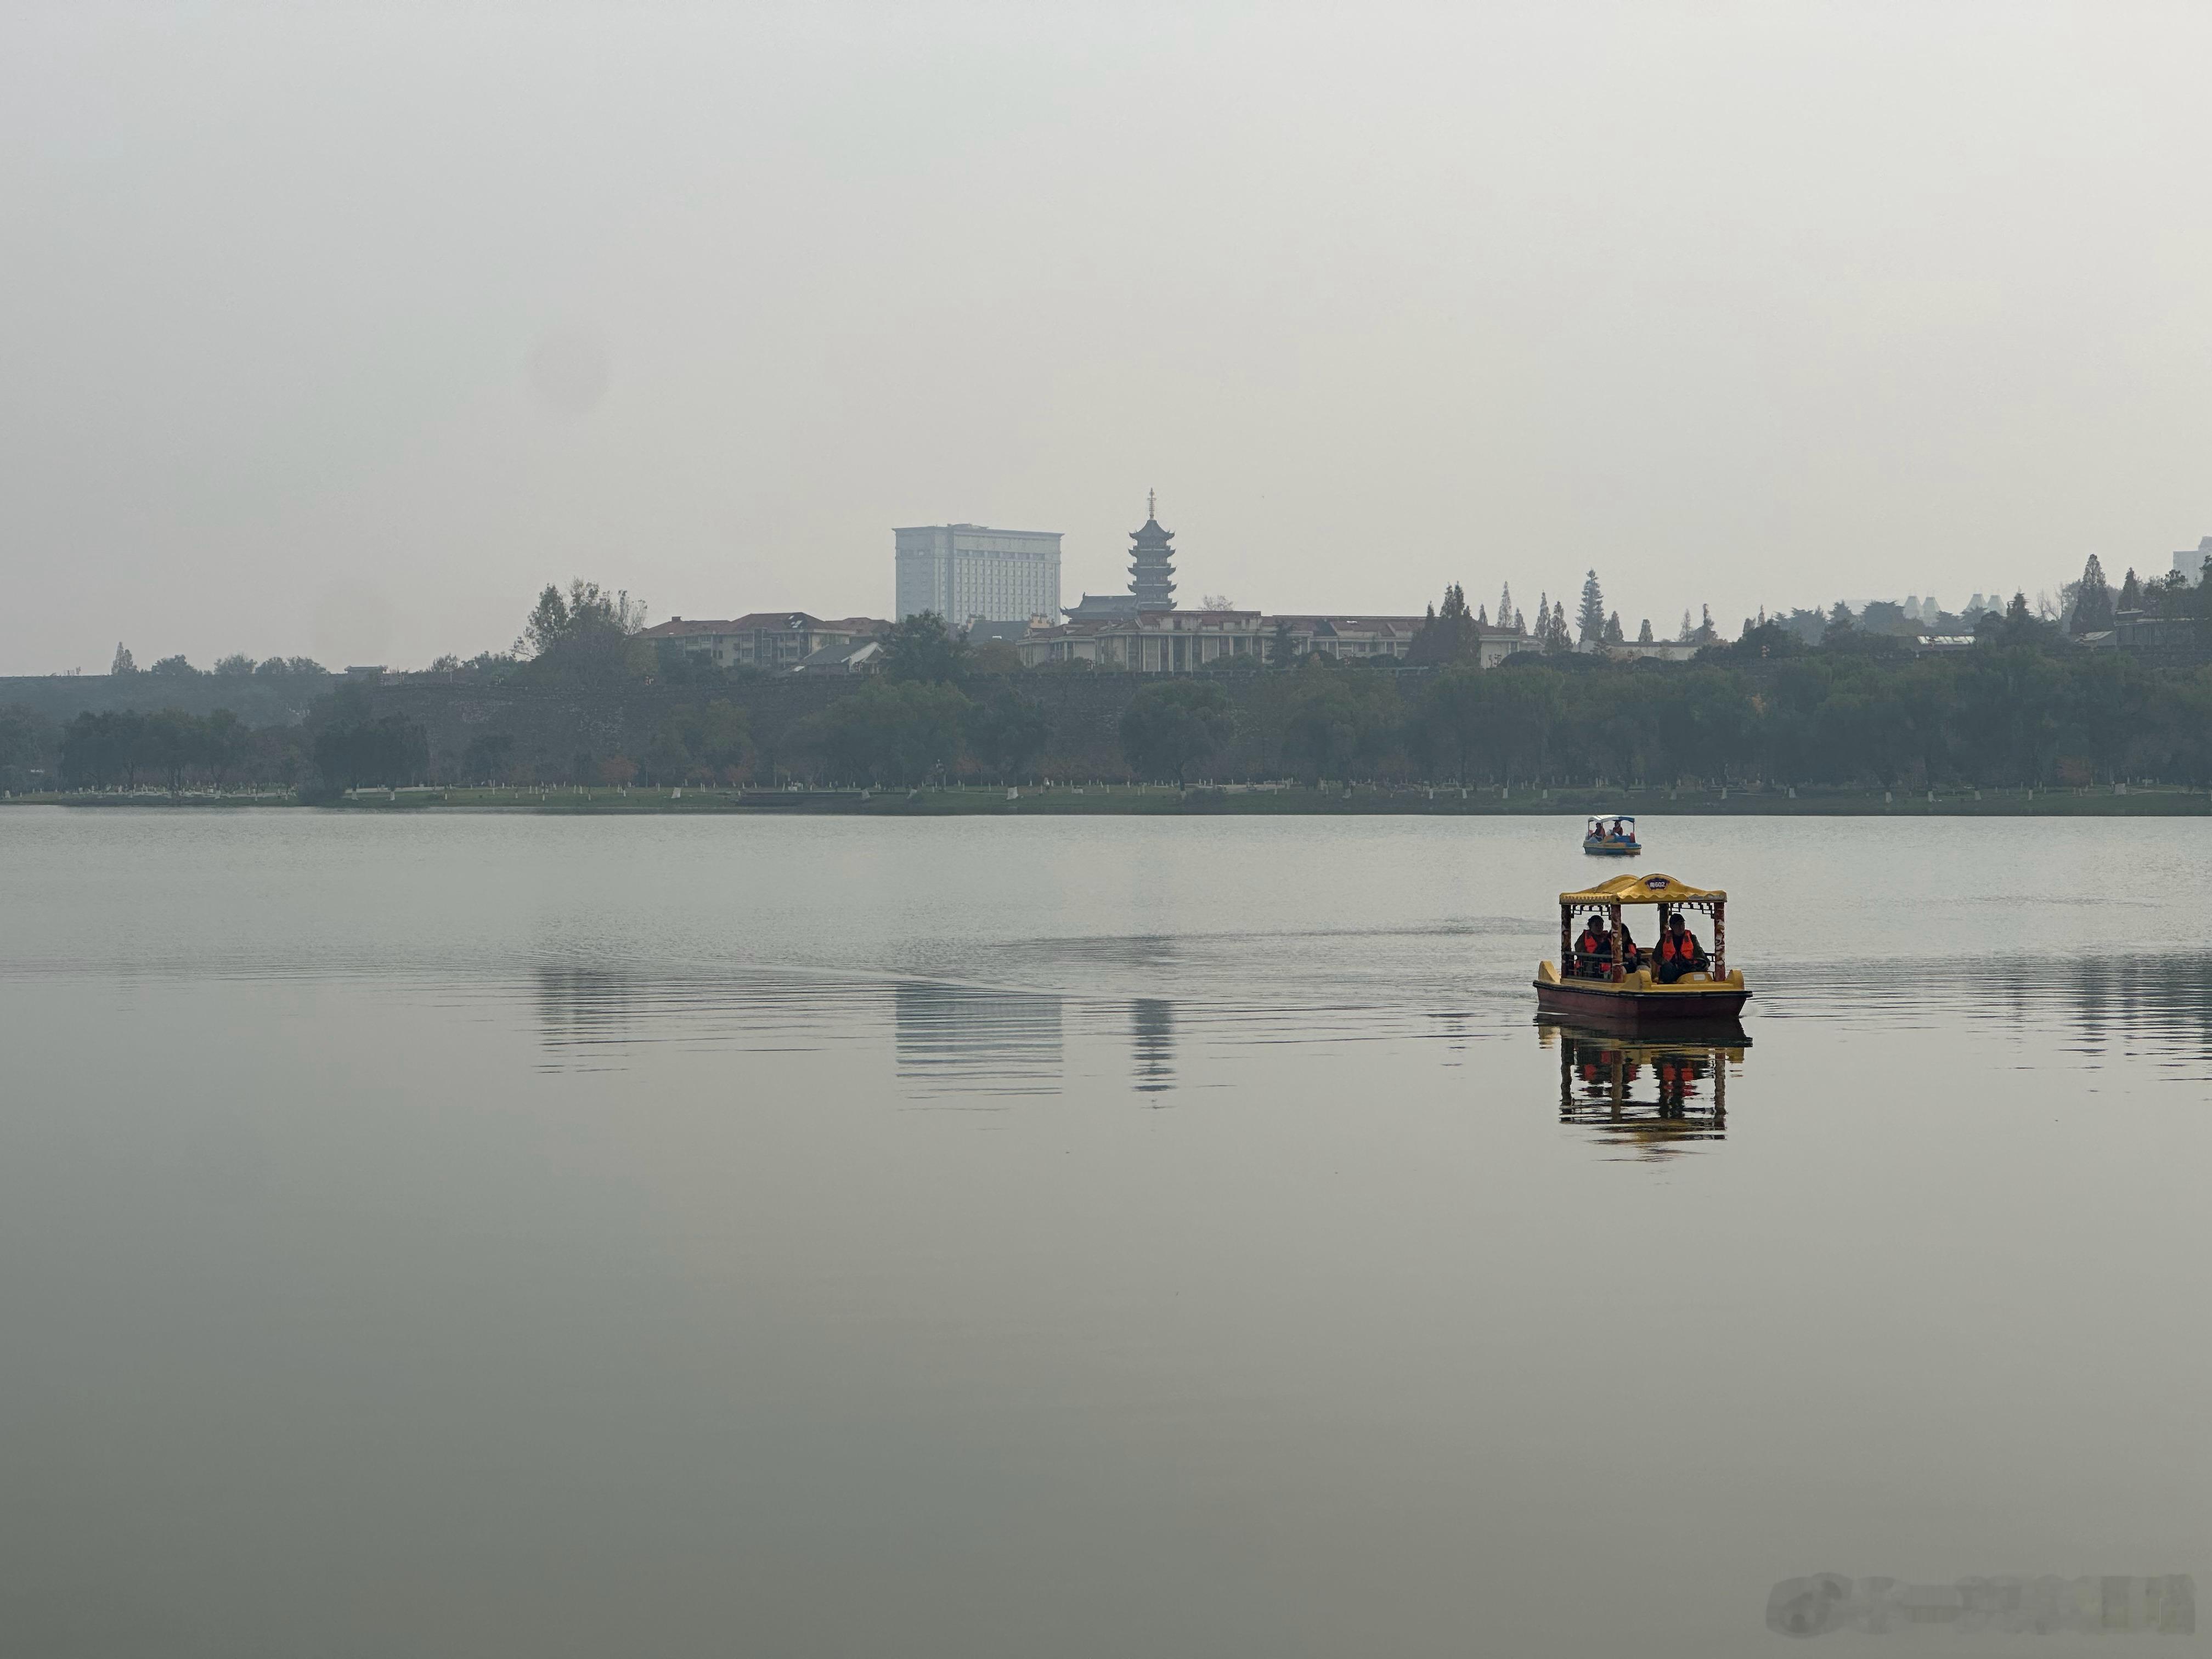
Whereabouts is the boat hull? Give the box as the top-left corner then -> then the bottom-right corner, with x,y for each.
1539,1011 -> 1752,1049
1533,971 -> 1749,1025
1582,842 -> 1640,856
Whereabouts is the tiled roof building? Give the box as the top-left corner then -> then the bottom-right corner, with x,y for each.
637,613 -> 889,672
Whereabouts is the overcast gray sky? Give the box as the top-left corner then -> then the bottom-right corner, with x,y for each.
5,2 -> 2208,672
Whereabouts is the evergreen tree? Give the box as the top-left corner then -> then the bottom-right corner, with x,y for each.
1679,610 -> 1694,642
880,612 -> 970,682
2118,567 -> 2142,613
522,579 -> 645,658
1824,602 -> 1856,641
1694,604 -> 1718,645
1476,603 -> 1489,625
1543,600 -> 1572,653
1498,583 -> 1515,633
1637,618 -> 1653,644
110,643 -> 137,676
1513,606 -> 1525,633
1408,583 -> 1476,665
1575,570 -> 1607,644
2071,555 -> 2113,632
1604,611 -> 1624,645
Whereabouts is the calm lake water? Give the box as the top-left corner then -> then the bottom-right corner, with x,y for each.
3,810 -> 2208,1657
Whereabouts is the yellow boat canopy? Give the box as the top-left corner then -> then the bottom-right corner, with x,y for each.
1559,872 -> 1727,907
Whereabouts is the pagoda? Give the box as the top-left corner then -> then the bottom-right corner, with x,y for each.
1127,489 -> 1176,611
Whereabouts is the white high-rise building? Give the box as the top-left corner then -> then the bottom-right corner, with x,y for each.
895,524 -> 1062,625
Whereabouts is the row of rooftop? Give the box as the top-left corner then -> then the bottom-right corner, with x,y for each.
635,606 -> 1712,676
633,512 -> 2212,678
647,504 -> 1710,675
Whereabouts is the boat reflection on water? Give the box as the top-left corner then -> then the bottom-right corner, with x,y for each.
1538,1018 -> 1751,1156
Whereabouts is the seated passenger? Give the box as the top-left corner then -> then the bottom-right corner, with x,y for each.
1575,914 -> 1610,977
1656,915 -> 1708,983
1616,919 -> 1641,971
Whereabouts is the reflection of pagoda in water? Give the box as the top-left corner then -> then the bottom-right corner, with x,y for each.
1130,998 -> 1175,1097
1542,1022 -> 1747,1156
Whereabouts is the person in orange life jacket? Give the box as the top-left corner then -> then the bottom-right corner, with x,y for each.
1575,913 -> 1612,977
1656,913 -> 1708,983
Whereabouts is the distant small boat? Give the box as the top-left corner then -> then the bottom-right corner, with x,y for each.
1583,814 -> 1640,856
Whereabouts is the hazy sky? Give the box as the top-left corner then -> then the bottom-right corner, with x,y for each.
5,2 -> 2209,672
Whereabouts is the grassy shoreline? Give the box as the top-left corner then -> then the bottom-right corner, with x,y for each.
9,783 -> 2209,816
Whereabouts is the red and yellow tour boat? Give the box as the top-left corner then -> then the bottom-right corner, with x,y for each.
1533,872 -> 1750,1024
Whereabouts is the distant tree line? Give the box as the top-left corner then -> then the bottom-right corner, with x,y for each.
31,575 -> 2212,798
417,603 -> 2212,793
1405,644 -> 2211,790
53,708 -> 287,791
0,704 -> 58,791
106,644 -> 329,679
21,692 -> 435,797
757,605 -> 2212,791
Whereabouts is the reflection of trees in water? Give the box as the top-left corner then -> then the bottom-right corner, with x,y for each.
1131,999 -> 1175,1097
529,970 -> 1070,1093
1767,1570 -> 2196,1637
893,982 -> 1064,1098
1792,952 -> 2212,1069
1541,1022 -> 1746,1158
533,967 -> 646,1065
2044,952 -> 2212,1059
531,968 -> 896,1073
